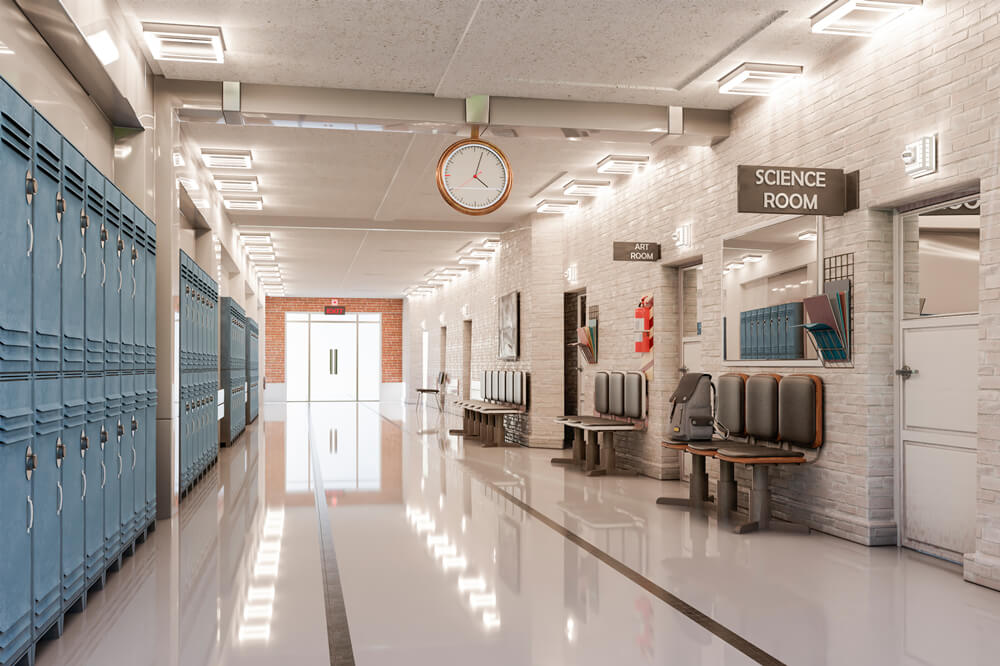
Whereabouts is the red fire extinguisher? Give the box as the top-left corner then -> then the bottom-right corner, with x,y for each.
635,296 -> 653,353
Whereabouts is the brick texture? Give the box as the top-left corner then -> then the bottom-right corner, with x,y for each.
265,297 -> 403,383
406,0 -> 1000,591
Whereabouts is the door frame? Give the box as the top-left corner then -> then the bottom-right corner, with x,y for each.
284,312 -> 382,402
892,194 -> 980,551
678,263 -> 703,374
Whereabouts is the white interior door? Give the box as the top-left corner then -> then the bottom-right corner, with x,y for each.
285,318 -> 310,401
310,322 -> 358,401
358,319 -> 381,401
900,315 -> 978,561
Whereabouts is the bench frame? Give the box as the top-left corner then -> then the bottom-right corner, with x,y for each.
452,370 -> 528,447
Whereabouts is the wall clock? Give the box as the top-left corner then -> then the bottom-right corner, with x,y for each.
436,129 -> 512,216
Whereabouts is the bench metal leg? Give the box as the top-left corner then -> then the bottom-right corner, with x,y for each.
552,428 -> 585,466
588,432 -> 636,477
734,465 -> 809,534
494,414 -> 506,446
690,454 -> 714,503
717,460 -> 738,523
584,431 -> 599,472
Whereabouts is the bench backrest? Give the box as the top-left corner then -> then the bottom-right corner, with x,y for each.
480,370 -> 527,407
594,371 -> 646,419
745,373 -> 823,448
716,373 -> 748,436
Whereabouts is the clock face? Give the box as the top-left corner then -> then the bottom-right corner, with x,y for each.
437,139 -> 512,215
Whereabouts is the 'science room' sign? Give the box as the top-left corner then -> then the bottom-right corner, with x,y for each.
613,242 -> 661,261
738,165 -> 856,216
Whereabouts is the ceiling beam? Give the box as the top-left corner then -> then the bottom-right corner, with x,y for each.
233,215 -> 512,234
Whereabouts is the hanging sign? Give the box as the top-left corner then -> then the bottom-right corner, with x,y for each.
324,305 -> 346,315
613,242 -> 661,262
738,165 -> 857,216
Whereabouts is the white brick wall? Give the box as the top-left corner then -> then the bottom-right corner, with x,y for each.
406,0 -> 1000,590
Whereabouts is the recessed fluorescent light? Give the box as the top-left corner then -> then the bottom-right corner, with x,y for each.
467,248 -> 495,258
563,179 -> 611,197
481,239 -> 501,250
246,245 -> 275,254
224,198 -> 263,211
726,262 -> 744,270
811,0 -> 921,36
241,234 -> 272,245
741,254 -> 763,263
216,176 -> 259,193
172,152 -> 185,167
718,62 -> 803,96
798,230 -> 818,241
86,30 -> 119,66
536,199 -> 580,214
458,257 -> 487,266
202,149 -> 252,169
141,22 -> 225,63
596,155 -> 649,175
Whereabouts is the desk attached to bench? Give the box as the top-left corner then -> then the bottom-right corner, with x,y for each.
553,370 -> 646,476
452,370 -> 528,447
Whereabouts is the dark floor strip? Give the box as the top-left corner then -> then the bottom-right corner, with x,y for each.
482,480 -> 785,666
310,440 -> 356,666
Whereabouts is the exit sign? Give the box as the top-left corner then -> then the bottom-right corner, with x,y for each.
325,305 -> 346,315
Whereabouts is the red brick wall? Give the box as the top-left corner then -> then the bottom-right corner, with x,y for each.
265,297 -> 403,383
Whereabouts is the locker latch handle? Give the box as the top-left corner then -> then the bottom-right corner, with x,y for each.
100,224 -> 108,246
81,431 -> 89,451
56,436 -> 65,467
56,192 -> 65,221
132,417 -> 138,433
100,425 -> 108,445
25,169 -> 37,203
117,421 -> 124,439
25,445 -> 37,481
80,210 -> 89,233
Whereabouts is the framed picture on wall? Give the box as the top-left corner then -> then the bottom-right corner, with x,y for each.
498,291 -> 520,360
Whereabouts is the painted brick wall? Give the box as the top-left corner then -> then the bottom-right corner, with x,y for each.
265,297 -> 403,383
406,0 -> 1000,592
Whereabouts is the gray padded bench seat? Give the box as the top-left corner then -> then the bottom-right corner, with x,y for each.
454,370 -> 528,447
554,370 -> 646,476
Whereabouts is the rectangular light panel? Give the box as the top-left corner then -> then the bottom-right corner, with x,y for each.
718,62 -> 803,96
596,155 -> 648,175
142,22 -> 225,63
216,176 -> 259,193
563,179 -> 611,197
223,198 -> 263,211
202,149 -> 253,169
811,0 -> 922,36
536,199 -> 580,214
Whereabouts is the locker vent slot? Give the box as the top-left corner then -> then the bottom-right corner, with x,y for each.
1,110 -> 30,158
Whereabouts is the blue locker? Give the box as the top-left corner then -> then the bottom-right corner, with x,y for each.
145,376 -> 156,523
132,392 -> 145,528
788,302 -> 804,359
739,311 -> 746,359
145,214 -> 156,372
0,376 -> 34,665
0,79 -> 33,374
104,372 -> 121,565
61,141 -> 86,372
84,373 -> 105,584
104,181 -> 121,370
120,198 -> 135,372
32,113 -> 62,373
84,163 -> 105,372
60,374 -> 86,609
134,213 -> 146,374
120,400 -> 136,543
32,374 -> 62,637
766,306 -> 776,359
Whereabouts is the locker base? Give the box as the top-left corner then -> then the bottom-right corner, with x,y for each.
66,589 -> 87,616
38,614 -> 63,642
106,553 -> 123,574
9,643 -> 34,666
86,571 -> 106,593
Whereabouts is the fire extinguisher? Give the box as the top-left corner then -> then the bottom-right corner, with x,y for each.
635,296 -> 653,353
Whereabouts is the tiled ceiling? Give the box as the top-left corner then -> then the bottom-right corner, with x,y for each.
120,0 -> 847,108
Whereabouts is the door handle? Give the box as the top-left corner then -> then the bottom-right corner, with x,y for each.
82,470 -> 87,499
132,273 -> 136,298
57,482 -> 63,515
57,235 -> 63,269
81,246 -> 86,278
329,428 -> 333,453
330,349 -> 333,375
335,349 -> 339,375
895,365 -> 918,379
27,496 -> 34,533
131,446 -> 136,470
101,461 -> 106,488
118,264 -> 123,293
118,452 -> 123,478
27,218 -> 33,256
101,258 -> 106,286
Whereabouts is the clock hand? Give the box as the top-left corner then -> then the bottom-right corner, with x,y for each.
474,152 -> 483,177
474,175 -> 489,188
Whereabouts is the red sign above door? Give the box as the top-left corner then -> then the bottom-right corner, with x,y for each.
325,306 -> 346,315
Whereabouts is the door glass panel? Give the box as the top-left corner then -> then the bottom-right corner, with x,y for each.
310,323 -> 357,401
903,199 -> 980,318
285,320 -> 309,401
358,322 -> 381,401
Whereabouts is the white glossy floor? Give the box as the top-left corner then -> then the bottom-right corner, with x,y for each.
37,401 -> 1000,665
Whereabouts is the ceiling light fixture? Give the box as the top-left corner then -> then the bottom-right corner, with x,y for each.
741,254 -> 763,263
241,234 -> 272,245
798,230 -> 818,241
141,22 -> 225,63
536,199 -> 580,214
216,176 -> 260,193
811,0 -> 922,36
718,62 -> 803,96
563,179 -> 612,197
726,261 -> 744,270
458,257 -> 487,266
224,198 -> 263,211
596,155 -> 649,175
202,149 -> 252,169
86,30 -> 120,66
172,152 -> 185,167
481,239 -> 501,250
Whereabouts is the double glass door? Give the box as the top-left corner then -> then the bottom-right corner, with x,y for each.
286,312 -> 381,401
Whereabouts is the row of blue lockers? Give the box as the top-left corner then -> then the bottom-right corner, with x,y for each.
179,252 -> 219,497
739,303 -> 805,360
1,73 -> 157,666
246,318 -> 259,424
221,298 -> 247,447
1,77 -> 156,377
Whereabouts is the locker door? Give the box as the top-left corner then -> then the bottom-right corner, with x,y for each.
84,375 -> 105,583
61,140 -> 86,372
104,373 -> 122,563
145,395 -> 156,521
0,377 -> 33,664
131,408 -> 145,529
32,113 -> 62,373
60,375 -> 86,606
120,199 -> 135,371
120,404 -> 135,541
84,163 -> 104,371
104,181 -> 121,369
0,79 -> 33,374
145,216 -> 156,371
32,374 -> 62,635
133,215 -> 145,374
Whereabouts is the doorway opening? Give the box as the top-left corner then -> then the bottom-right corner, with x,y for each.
285,312 -> 382,401
563,290 -> 586,447
895,195 -> 980,563
679,264 -> 703,374
462,320 -> 472,399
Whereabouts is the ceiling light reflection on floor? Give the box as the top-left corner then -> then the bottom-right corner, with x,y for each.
441,556 -> 467,571
458,576 -> 487,593
468,593 -> 496,609
482,611 -> 501,631
238,624 -> 271,642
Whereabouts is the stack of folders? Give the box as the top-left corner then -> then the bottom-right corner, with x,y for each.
576,323 -> 597,364
802,279 -> 851,361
